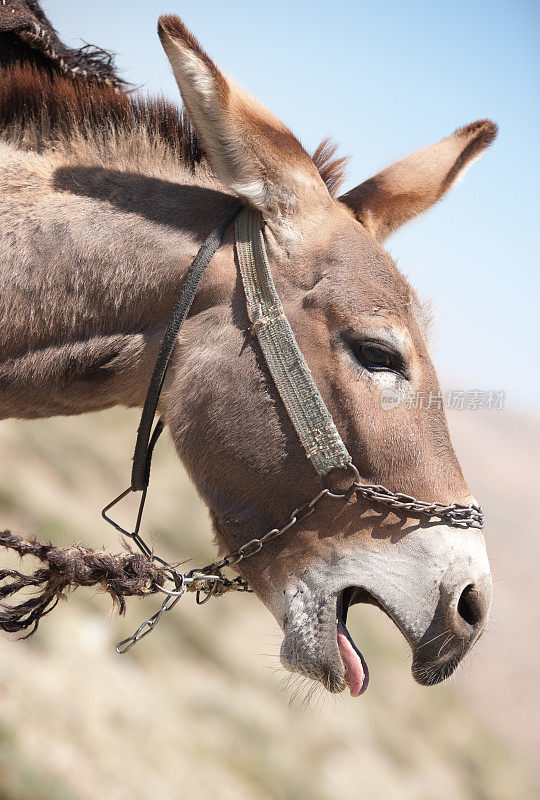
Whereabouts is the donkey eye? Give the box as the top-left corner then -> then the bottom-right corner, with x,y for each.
354,343 -> 402,373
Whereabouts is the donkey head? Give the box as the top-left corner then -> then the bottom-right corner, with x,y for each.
158,15 -> 495,695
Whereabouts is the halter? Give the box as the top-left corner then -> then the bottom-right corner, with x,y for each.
103,202 -> 483,653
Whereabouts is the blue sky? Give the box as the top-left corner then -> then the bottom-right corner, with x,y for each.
44,1 -> 539,410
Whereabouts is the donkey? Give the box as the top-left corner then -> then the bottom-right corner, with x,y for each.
0,14 -> 496,696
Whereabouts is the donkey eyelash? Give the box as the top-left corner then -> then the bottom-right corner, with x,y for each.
344,337 -> 408,378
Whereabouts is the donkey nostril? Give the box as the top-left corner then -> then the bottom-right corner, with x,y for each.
457,584 -> 483,629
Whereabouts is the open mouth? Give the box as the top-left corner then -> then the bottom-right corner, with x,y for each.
336,587 -> 386,697
335,585 -> 470,695
280,550 -> 488,697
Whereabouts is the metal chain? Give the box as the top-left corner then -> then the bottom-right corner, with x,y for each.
322,465 -> 485,527
104,462 -> 483,654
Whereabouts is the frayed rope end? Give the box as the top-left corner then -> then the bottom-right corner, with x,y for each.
0,529 -> 167,637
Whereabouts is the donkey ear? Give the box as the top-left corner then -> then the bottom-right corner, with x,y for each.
339,121 -> 498,242
158,15 -> 324,220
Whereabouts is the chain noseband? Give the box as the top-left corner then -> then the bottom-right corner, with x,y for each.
103,205 -> 483,653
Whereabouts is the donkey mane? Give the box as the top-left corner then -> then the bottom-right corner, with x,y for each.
0,63 -> 348,195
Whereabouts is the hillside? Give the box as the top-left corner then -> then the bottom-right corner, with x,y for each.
0,407 -> 537,800
448,408 -> 540,771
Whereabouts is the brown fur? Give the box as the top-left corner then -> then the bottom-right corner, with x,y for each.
0,16 -> 496,694
0,63 -> 346,194
158,14 -> 227,96
0,63 -> 203,162
312,138 -> 350,197
0,0 -> 125,87
340,119 -> 498,241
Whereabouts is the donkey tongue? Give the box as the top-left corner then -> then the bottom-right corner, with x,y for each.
337,620 -> 369,697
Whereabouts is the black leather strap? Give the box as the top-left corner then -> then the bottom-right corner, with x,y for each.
131,201 -> 242,492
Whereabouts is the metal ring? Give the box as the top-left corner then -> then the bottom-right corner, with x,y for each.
320,462 -> 361,499
154,582 -> 186,598
116,637 -> 135,655
196,580 -> 219,605
185,573 -> 225,585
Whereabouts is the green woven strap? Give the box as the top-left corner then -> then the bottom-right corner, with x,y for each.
235,208 -> 351,476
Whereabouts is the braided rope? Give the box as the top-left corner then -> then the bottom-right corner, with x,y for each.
0,529 -> 167,635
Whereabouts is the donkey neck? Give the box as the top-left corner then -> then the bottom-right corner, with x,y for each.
0,139 -> 237,419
